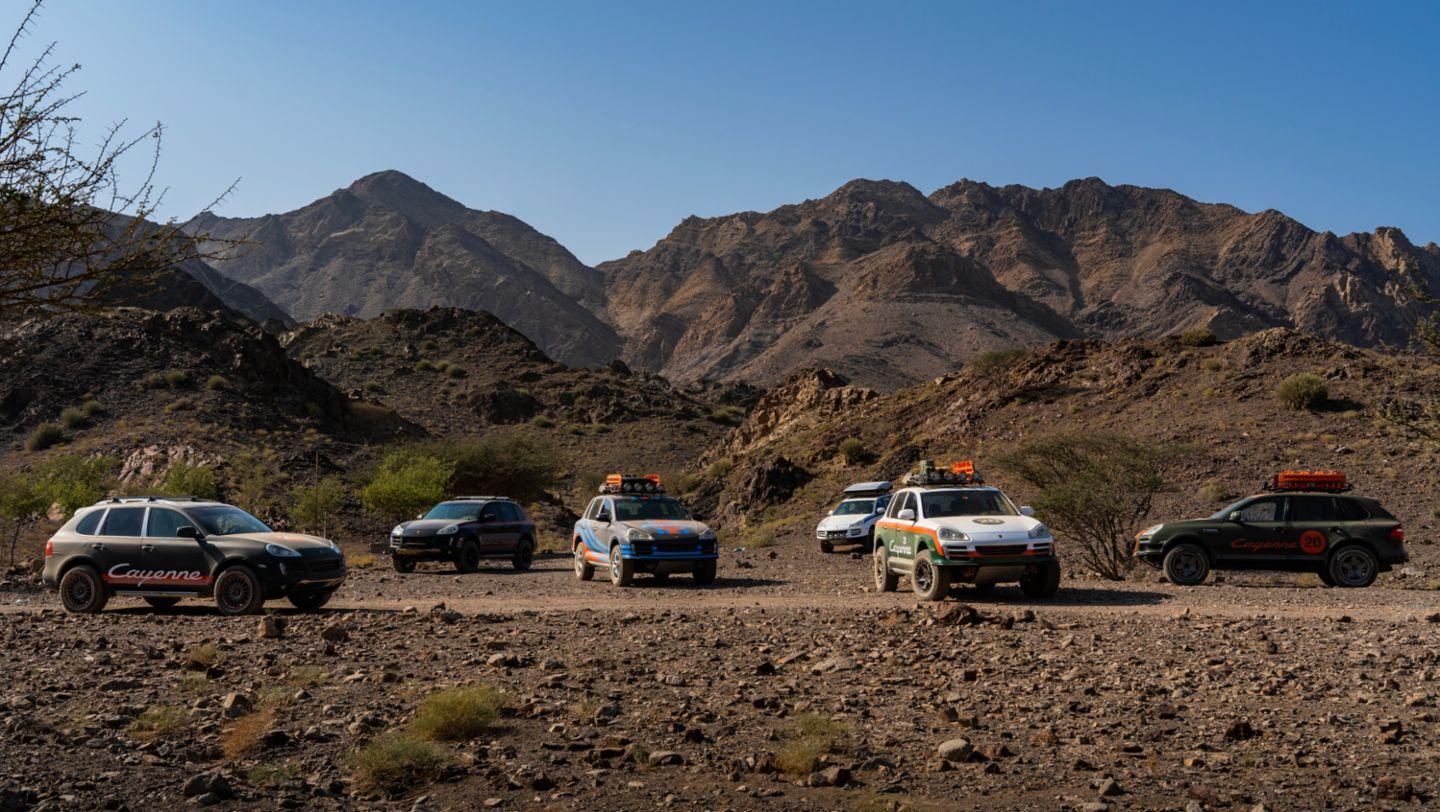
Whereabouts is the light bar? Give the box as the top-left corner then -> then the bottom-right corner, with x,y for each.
1264,470 -> 1349,493
600,473 -> 665,495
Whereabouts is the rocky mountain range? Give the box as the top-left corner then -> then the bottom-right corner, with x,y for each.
186,171 -> 1439,390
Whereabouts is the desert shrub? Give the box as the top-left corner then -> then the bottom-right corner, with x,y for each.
290,476 -> 347,534
33,455 -> 116,513
141,372 -> 165,389
997,432 -> 1173,580
289,666 -> 329,687
127,706 -> 189,741
438,437 -> 560,505
80,400 -> 105,417
163,397 -> 196,413
967,347 -> 1026,388
164,370 -> 189,387
410,685 -> 506,741
742,529 -> 777,549
838,437 -> 868,466
415,359 -> 435,372
577,471 -> 605,495
445,365 -> 466,379
1198,479 -> 1233,503
161,464 -> 219,500
363,380 -> 383,393
227,451 -> 287,519
708,406 -> 745,425
434,360 -> 453,373
705,458 -> 734,480
187,643 -> 220,669
205,375 -> 229,391
361,450 -> 451,521
222,707 -> 276,759
530,414 -> 555,428
774,713 -> 846,775
1276,373 -> 1328,411
24,423 -> 65,452
0,472 -> 46,565
1178,329 -> 1218,347
59,406 -> 88,429
350,733 -> 450,795
247,762 -> 296,787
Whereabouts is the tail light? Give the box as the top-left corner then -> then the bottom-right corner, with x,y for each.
1390,526 -> 1405,542
44,538 -> 54,557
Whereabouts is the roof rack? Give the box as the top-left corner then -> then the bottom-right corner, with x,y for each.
903,460 -> 984,488
1263,470 -> 1351,493
843,481 -> 892,496
600,474 -> 664,495
103,495 -> 211,504
448,495 -> 506,501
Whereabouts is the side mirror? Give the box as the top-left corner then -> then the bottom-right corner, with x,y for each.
1019,505 -> 1036,518
827,509 -> 836,516
415,513 -> 424,520
898,508 -> 916,522
1227,511 -> 1242,523
176,525 -> 204,541
596,512 -> 612,524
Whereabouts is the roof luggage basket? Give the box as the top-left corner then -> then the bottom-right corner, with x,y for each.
600,474 -> 665,495
1263,470 -> 1350,493
903,460 -> 983,487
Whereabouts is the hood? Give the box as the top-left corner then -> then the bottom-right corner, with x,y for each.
228,531 -> 339,553
617,519 -> 711,538
933,515 -> 1045,543
817,513 -> 873,531
396,519 -> 470,536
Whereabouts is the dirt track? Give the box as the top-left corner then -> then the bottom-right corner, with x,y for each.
3,545 -> 1439,811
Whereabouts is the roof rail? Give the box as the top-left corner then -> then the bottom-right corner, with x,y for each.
103,494 -> 210,504
449,495 -> 506,501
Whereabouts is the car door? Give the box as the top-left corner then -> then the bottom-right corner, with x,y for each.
143,507 -> 212,592
93,506 -> 152,591
495,503 -> 523,551
884,492 -> 918,564
475,502 -> 505,554
1217,497 -> 1288,566
1283,495 -> 1340,562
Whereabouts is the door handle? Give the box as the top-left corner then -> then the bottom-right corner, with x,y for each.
140,545 -> 155,553
89,543 -> 105,550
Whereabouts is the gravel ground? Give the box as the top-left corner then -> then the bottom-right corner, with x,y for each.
2,543 -> 1438,811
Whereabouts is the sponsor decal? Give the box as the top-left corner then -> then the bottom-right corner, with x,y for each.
1229,539 -> 1296,553
1299,530 -> 1327,555
972,518 -> 1004,525
104,562 -> 210,588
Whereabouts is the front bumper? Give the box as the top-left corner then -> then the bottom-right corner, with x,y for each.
620,539 -> 718,562
257,556 -> 347,597
389,533 -> 461,560
816,528 -> 868,542
1134,537 -> 1165,567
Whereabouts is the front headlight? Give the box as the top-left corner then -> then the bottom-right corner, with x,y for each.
848,526 -> 865,536
626,528 -> 654,542
438,524 -> 460,535
326,539 -> 342,554
699,529 -> 717,541
937,527 -> 969,542
1138,524 -> 1164,538
1028,524 -> 1050,540
266,543 -> 301,558
391,525 -> 405,536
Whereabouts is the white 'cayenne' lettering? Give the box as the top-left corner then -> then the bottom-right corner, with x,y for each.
105,562 -> 207,587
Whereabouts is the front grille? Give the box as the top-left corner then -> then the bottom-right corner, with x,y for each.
975,544 -> 1028,557
632,540 -> 715,556
291,557 -> 344,575
392,536 -> 437,550
824,530 -> 850,539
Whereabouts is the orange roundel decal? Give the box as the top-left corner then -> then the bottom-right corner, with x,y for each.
1299,531 -> 1327,555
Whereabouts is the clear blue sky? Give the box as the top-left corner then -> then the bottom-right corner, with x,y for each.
21,0 -> 1440,264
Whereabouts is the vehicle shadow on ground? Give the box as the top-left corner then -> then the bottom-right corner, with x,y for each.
394,560 -> 572,577
104,604 -> 416,618
952,586 -> 1171,607
622,575 -> 788,590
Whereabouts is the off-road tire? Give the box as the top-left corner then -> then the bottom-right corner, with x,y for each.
609,545 -> 635,587
873,545 -> 899,592
1316,568 -> 1336,587
392,555 -> 416,573
693,560 -> 717,585
1328,545 -> 1378,588
1020,562 -> 1061,599
59,565 -> 108,614
820,539 -> 834,554
512,538 -> 534,571
213,566 -> 264,616
1163,543 -> 1210,586
144,596 -> 181,609
287,588 -> 336,611
574,542 -> 595,581
455,540 -> 482,573
911,553 -> 950,602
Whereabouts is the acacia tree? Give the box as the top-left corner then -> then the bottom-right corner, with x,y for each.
0,471 -> 45,567
997,432 -> 1172,580
0,2 -> 231,317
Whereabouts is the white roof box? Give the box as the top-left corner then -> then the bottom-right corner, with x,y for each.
843,481 -> 892,496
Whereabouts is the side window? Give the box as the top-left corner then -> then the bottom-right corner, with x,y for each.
1335,499 -> 1370,521
601,499 -> 615,518
1287,496 -> 1330,523
890,493 -> 913,518
508,503 -> 527,522
1238,498 -> 1281,523
885,494 -> 902,519
146,509 -> 191,538
75,510 -> 106,536
583,499 -> 600,520
498,503 -> 520,522
100,507 -> 145,536
479,504 -> 499,523
874,494 -> 892,514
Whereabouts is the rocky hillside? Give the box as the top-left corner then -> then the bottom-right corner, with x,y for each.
0,307 -> 412,496
696,330 -> 1440,571
192,171 -> 622,367
600,178 -> 1440,388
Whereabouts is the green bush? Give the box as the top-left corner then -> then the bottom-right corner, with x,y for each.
530,414 -> 555,428
774,713 -> 846,775
127,706 -> 190,741
350,733 -> 450,795
361,450 -> 452,521
415,360 -> 435,372
1198,479 -> 1233,503
444,365 -> 466,379
164,370 -> 189,387
967,347 -> 1026,388
707,406 -> 745,425
838,437 -> 867,466
80,400 -> 105,418
410,685 -> 506,741
58,407 -> 88,429
1178,329 -> 1219,347
160,464 -> 219,500
33,455 -> 116,513
439,437 -> 559,505
227,451 -> 286,518
205,375 -> 230,391
24,423 -> 65,452
291,476 -> 347,533
1276,373 -> 1328,411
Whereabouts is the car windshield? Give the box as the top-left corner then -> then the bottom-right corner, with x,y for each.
920,490 -> 1017,518
424,503 -> 483,521
614,497 -> 691,521
189,506 -> 271,536
833,499 -> 876,516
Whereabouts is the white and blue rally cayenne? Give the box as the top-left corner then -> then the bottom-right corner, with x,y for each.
572,474 -> 719,587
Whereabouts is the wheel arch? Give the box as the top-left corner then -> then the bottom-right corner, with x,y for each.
1162,535 -> 1210,561
1325,537 -> 1378,563
56,555 -> 105,583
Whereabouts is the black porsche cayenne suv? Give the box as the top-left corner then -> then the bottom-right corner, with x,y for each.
388,497 -> 536,573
